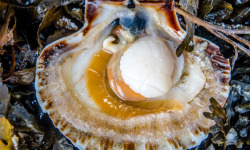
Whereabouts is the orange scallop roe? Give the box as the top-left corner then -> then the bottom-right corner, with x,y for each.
86,49 -> 183,119
107,67 -> 146,101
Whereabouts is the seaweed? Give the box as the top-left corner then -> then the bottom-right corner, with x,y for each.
200,52 -> 250,149
176,0 -> 197,56
0,1 -> 83,149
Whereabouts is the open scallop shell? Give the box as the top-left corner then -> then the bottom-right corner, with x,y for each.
35,0 -> 231,149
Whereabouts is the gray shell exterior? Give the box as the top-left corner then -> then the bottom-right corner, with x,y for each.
35,0 -> 231,149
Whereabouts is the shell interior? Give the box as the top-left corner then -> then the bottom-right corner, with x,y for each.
35,0 -> 231,149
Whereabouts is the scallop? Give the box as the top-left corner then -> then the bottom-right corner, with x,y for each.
35,0 -> 231,149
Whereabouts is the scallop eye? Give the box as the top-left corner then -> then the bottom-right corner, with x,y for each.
35,1 -> 230,149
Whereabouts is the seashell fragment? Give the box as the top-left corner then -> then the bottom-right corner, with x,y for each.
35,0 -> 231,149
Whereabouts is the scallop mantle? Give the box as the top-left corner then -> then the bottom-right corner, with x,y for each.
35,0 -> 231,149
